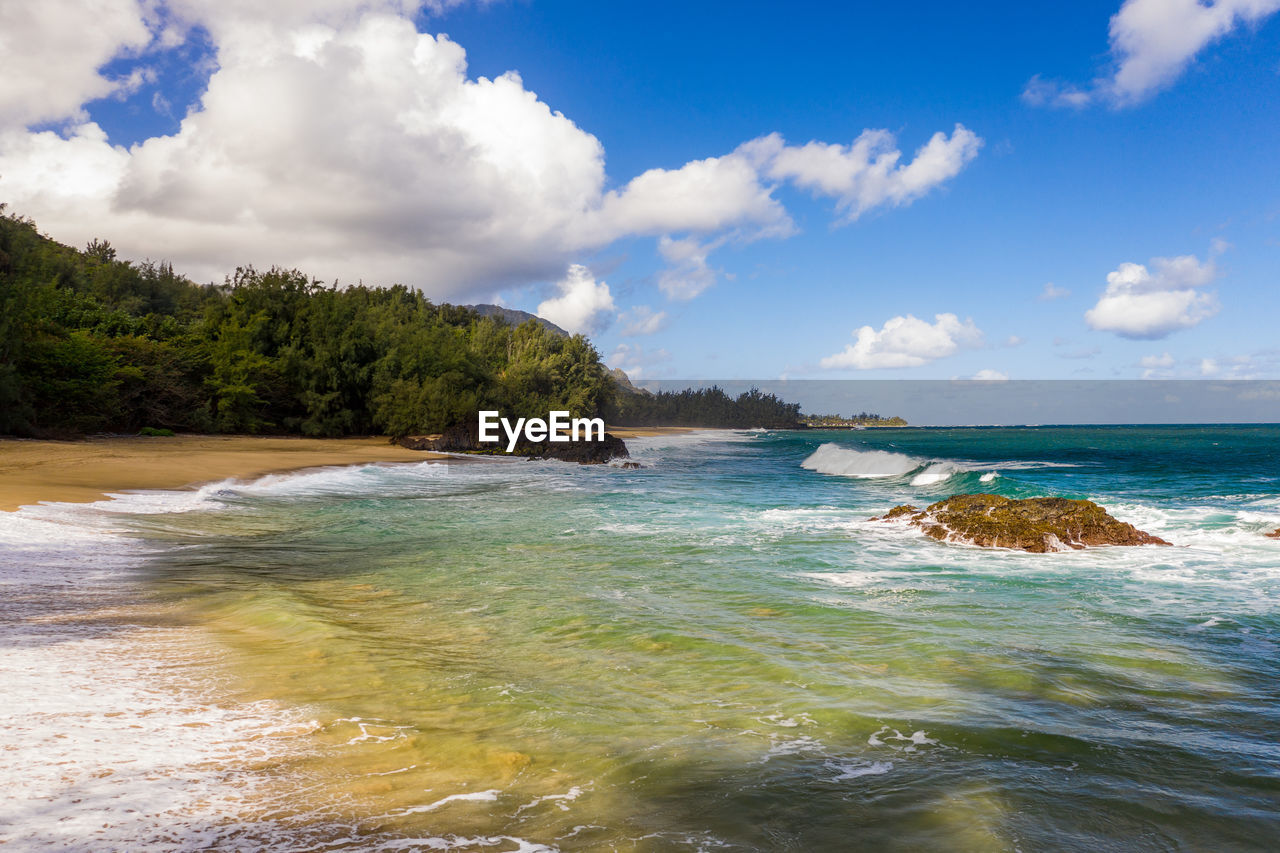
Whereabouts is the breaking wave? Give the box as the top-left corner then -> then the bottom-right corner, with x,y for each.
800,443 -> 1073,489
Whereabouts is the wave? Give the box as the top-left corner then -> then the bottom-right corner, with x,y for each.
799,444 -> 976,488
800,443 -> 1079,489
800,444 -> 923,479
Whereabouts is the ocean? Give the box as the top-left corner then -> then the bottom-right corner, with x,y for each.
3,426 -> 1279,851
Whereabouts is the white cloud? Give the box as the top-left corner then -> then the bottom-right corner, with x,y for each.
619,305 -> 667,337
596,154 -> 792,243
1005,335 -> 1025,346
0,2 -> 981,305
1039,282 -> 1071,301
754,125 -> 983,222
820,313 -> 983,370
656,235 -> 720,301
1197,351 -> 1279,378
536,264 -> 615,335
1139,351 -> 1176,377
971,369 -> 1009,381
1025,0 -> 1280,108
0,0 -> 154,130
1085,253 -> 1219,339
608,343 -> 671,380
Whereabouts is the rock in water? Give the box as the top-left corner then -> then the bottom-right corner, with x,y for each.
1266,528 -> 1280,539
870,493 -> 1171,553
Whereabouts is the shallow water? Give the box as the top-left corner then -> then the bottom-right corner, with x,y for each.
3,426 -> 1280,850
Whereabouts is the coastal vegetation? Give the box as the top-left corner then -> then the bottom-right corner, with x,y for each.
800,412 -> 907,427
605,385 -> 803,429
0,210 -> 803,438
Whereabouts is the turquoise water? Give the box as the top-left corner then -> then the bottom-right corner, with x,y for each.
5,426 -> 1280,850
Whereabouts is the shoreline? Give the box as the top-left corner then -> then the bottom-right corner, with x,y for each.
0,427 -> 706,512
0,434 -> 447,513
605,425 -> 703,439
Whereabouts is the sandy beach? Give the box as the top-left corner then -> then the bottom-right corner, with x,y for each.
0,428 -> 703,512
605,425 -> 701,439
0,435 -> 446,512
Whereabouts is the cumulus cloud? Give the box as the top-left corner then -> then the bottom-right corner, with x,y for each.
619,305 -> 667,337
749,125 -> 983,222
1025,0 -> 1280,108
971,369 -> 1009,381
0,0 -> 154,129
656,236 -> 720,301
596,155 -> 792,243
821,313 -> 983,370
535,264 -> 615,335
1039,282 -> 1071,301
0,1 -> 982,305
1085,253 -> 1219,339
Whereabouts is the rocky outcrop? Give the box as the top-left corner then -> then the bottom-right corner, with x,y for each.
395,419 -> 629,464
871,493 -> 1171,553
609,367 -> 653,398
1266,528 -> 1280,539
465,304 -> 569,337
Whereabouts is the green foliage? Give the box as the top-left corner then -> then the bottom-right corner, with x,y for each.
138,427 -> 176,437
606,385 -> 803,429
800,412 -> 907,426
0,211 -> 615,438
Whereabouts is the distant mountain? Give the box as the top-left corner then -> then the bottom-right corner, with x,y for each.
467,304 -> 569,338
609,367 -> 653,398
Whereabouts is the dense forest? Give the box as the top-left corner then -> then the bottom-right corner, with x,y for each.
0,209 -> 610,438
605,386 -> 803,429
0,210 -> 804,438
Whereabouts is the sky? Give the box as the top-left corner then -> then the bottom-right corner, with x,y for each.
1,0 -> 1278,381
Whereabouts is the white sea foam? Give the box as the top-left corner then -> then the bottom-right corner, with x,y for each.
910,461 -> 961,486
801,443 -> 1080,488
825,759 -> 893,781
762,734 -> 824,761
621,429 -> 748,467
754,506 -> 860,535
801,444 -> 922,479
0,620 -> 322,851
396,789 -> 503,816
515,786 -> 585,815
757,712 -> 817,728
0,480 -> 438,851
868,726 -> 938,752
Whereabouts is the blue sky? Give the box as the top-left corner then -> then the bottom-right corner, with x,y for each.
1,0 -> 1278,380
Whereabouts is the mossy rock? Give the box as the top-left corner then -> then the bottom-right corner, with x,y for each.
871,493 -> 1171,553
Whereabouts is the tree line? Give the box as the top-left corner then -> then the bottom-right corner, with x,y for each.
0,210 -> 805,437
605,386 -> 803,428
0,210 -> 610,438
